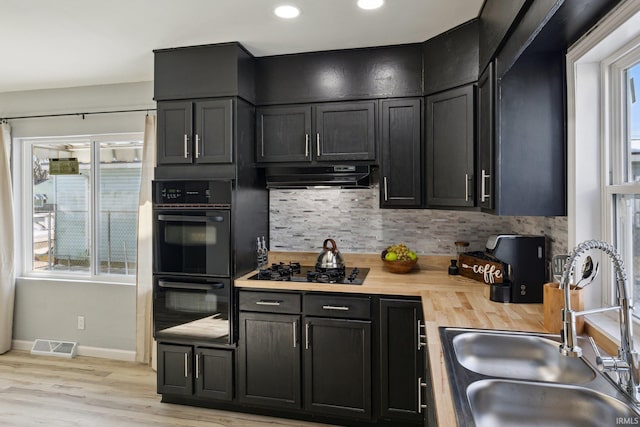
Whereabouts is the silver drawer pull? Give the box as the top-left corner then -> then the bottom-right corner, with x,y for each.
184,353 -> 188,377
256,300 -> 282,306
322,305 -> 349,311
417,320 -> 427,350
418,377 -> 428,413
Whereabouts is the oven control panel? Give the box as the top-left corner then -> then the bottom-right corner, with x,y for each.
154,180 -> 232,205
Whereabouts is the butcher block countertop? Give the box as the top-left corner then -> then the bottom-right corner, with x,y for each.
235,251 -> 547,427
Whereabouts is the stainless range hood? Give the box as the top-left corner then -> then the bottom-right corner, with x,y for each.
265,165 -> 371,189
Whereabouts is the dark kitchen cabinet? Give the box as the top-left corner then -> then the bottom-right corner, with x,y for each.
426,85 -> 475,208
256,105 -> 312,162
379,298 -> 430,424
304,317 -> 372,419
380,98 -> 422,207
157,98 -> 233,166
256,101 -> 376,164
477,61 -> 495,211
237,312 -> 301,410
314,101 -> 376,162
238,290 -> 373,421
157,343 -> 234,401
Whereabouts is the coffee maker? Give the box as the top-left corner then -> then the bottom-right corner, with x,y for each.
486,235 -> 546,303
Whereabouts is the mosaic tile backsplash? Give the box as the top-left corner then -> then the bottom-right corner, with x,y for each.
269,186 -> 568,258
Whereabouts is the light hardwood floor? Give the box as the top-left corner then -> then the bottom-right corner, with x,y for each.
0,350 -> 333,427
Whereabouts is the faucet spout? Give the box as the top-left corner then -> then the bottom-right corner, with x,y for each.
559,240 -> 639,399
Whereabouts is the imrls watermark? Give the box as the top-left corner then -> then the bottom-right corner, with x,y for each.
617,417 -> 640,425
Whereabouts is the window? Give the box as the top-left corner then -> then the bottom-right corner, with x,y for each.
607,53 -> 640,316
22,133 -> 143,280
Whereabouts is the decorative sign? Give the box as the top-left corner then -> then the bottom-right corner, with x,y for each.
459,253 -> 504,284
49,158 -> 79,175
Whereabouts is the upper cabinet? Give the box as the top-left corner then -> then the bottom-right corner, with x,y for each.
380,98 -> 422,208
157,99 -> 233,165
256,101 -> 376,164
426,85 -> 475,208
154,42 -> 255,103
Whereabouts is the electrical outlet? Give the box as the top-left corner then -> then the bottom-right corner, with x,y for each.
77,315 -> 85,330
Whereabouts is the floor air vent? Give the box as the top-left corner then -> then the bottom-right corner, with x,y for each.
31,339 -> 78,358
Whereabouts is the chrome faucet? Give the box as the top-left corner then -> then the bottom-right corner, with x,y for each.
559,239 -> 640,400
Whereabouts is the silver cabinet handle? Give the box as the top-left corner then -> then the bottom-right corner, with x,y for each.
305,322 -> 310,350
417,377 -> 428,413
322,305 -> 350,311
184,353 -> 188,377
293,321 -> 297,348
305,134 -> 309,158
383,176 -> 388,201
183,134 -> 189,159
465,173 -> 469,201
256,300 -> 282,306
195,134 -> 200,159
195,353 -> 200,379
481,169 -> 491,202
316,133 -> 320,156
417,320 -> 426,350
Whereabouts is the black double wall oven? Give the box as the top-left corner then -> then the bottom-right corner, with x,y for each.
153,180 -> 233,345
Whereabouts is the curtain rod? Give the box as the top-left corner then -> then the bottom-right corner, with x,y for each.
0,108 -> 156,122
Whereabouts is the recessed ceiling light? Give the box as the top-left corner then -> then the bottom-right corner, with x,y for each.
274,5 -> 300,19
357,0 -> 384,10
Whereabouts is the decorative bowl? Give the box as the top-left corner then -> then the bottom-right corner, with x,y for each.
381,250 -> 418,274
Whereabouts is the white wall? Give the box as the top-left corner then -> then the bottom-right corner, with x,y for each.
3,81 -> 154,355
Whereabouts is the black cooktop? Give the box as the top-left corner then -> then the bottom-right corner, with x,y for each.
248,262 -> 369,285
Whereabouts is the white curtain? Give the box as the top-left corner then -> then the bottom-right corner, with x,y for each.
135,115 -> 156,364
0,122 -> 15,354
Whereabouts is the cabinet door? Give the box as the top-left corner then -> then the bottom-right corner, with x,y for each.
195,99 -> 233,164
477,61 -> 495,210
379,299 -> 425,423
157,343 -> 193,396
238,312 -> 301,409
195,347 -> 234,401
380,98 -> 422,208
157,101 -> 193,165
256,105 -> 312,163
314,101 -> 376,162
426,85 -> 475,207
304,317 -> 372,419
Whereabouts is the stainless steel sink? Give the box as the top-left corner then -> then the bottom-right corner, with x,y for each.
452,331 -> 596,383
440,327 -> 640,426
467,379 -> 639,427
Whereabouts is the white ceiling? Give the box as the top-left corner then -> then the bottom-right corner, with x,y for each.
0,0 -> 483,93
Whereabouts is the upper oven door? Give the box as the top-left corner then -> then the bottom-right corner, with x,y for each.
154,209 -> 231,277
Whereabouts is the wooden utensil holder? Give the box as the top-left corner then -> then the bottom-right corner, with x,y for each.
543,282 -> 584,335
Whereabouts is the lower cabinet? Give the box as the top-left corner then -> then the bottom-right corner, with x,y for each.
237,312 -> 301,409
380,297 -> 433,425
158,291 -> 432,426
238,290 -> 373,421
157,343 -> 234,401
304,317 -> 372,419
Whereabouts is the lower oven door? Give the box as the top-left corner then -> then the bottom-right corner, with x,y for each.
153,276 -> 231,344
154,209 -> 230,276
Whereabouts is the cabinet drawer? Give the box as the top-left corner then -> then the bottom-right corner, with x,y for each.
239,291 -> 301,313
303,294 -> 371,319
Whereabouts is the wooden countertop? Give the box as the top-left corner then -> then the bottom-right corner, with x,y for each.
235,251 -> 546,426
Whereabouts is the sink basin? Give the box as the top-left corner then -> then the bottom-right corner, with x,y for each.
467,379 -> 640,427
452,331 -> 596,383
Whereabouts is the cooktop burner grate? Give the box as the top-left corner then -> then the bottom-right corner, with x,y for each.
248,262 -> 368,285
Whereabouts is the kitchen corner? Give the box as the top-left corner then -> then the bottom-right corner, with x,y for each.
235,250 -> 547,426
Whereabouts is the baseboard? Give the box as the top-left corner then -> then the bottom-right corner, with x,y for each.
12,340 -> 136,362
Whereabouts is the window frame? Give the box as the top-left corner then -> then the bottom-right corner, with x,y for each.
602,44 -> 640,308
17,132 -> 143,284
